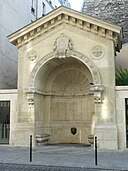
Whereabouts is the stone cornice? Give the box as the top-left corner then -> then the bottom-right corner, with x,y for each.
25,87 -> 92,97
8,7 -> 122,51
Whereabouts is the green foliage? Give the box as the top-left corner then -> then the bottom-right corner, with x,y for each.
116,67 -> 128,86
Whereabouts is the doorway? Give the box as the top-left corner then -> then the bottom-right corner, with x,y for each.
0,101 -> 10,144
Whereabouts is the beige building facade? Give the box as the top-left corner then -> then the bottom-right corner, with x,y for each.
8,7 -> 125,149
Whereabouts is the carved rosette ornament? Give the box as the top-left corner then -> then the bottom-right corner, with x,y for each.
27,50 -> 38,62
90,84 -> 104,103
91,46 -> 104,59
53,33 -> 72,58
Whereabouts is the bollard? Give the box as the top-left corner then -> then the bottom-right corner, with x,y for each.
30,135 -> 32,162
95,136 -> 98,165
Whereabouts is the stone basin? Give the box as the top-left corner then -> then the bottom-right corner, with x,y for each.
36,134 -> 50,144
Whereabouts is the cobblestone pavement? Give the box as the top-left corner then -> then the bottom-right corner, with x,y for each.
0,163 -> 123,171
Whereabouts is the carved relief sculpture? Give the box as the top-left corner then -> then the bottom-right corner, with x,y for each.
53,33 -> 72,58
90,84 -> 104,103
27,93 -> 34,105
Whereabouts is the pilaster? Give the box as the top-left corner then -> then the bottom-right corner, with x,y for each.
90,84 -> 118,149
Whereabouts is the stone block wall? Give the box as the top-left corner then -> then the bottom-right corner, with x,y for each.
82,0 -> 128,44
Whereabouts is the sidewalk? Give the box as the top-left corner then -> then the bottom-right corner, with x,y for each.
0,144 -> 128,170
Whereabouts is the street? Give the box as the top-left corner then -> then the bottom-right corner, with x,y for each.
0,163 -> 125,171
0,145 -> 127,171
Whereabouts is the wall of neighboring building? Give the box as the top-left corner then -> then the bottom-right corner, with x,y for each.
116,86 -> 128,149
31,0 -> 62,20
116,43 -> 128,69
59,0 -> 71,8
36,0 -> 70,19
0,0 -> 33,89
82,0 -> 128,44
0,89 -> 17,146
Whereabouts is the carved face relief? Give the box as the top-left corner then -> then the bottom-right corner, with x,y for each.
53,33 -> 72,58
71,127 -> 77,135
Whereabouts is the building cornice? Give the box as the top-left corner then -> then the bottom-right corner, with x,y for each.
8,7 -> 122,51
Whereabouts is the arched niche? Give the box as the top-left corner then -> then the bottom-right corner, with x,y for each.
27,51 -> 101,145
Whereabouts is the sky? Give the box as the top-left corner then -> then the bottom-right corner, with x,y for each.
68,0 -> 84,11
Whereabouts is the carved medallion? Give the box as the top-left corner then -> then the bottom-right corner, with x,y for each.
53,33 -> 72,58
27,50 -> 38,62
91,46 -> 104,59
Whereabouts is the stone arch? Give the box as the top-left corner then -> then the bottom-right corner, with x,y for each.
28,51 -> 101,89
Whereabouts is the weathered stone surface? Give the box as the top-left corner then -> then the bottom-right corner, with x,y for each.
82,0 -> 128,44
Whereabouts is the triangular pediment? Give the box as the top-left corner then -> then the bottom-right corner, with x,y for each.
8,6 -> 122,51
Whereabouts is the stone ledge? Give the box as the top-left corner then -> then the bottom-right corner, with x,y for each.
0,89 -> 17,94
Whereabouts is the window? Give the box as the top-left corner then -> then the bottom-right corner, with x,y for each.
49,1 -> 52,5
0,101 -> 10,144
31,0 -> 35,14
42,2 -> 46,16
0,101 -> 10,124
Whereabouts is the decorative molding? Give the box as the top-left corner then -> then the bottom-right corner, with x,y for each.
25,88 -> 91,97
8,8 -> 121,51
53,33 -> 72,58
